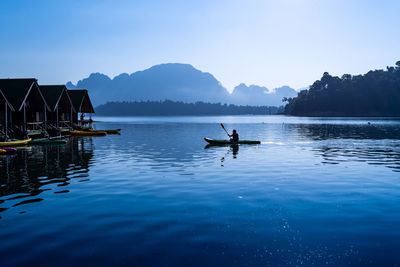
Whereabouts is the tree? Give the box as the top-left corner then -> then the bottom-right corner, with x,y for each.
284,60 -> 400,116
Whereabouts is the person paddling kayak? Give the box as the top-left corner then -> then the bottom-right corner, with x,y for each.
229,129 -> 239,143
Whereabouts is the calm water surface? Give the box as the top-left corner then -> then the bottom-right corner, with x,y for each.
1,115 -> 400,266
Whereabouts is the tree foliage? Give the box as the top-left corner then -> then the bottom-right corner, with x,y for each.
96,100 -> 283,116
284,61 -> 400,116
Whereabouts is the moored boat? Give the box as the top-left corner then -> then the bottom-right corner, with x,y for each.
29,139 -> 68,145
0,147 -> 17,154
70,130 -> 107,136
89,129 -> 121,134
0,139 -> 32,147
204,137 -> 260,145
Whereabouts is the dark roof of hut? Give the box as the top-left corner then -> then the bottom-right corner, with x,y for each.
39,85 -> 75,112
0,78 -> 50,111
0,79 -> 37,111
0,89 -> 13,111
68,90 -> 95,113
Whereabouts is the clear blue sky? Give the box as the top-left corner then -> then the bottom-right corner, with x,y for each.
0,0 -> 399,92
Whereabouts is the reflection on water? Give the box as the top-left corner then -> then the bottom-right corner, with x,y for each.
0,138 -> 94,214
313,143 -> 400,171
292,123 -> 400,172
294,123 -> 400,140
205,144 -> 239,159
205,144 -> 240,166
1,116 -> 400,266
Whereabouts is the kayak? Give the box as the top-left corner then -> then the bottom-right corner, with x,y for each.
30,139 -> 68,145
104,129 -> 121,134
0,138 -> 32,147
89,129 -> 121,134
204,137 -> 261,145
70,130 -> 107,136
0,147 -> 17,154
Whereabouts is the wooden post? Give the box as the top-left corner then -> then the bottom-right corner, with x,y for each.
4,102 -> 7,139
56,105 -> 59,128
23,104 -> 26,132
44,103 -> 47,129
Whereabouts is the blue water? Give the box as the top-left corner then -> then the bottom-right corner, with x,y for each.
1,115 -> 400,266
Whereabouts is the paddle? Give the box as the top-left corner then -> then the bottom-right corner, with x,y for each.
220,123 -> 230,138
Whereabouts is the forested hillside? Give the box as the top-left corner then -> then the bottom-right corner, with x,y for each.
96,100 -> 282,116
284,61 -> 400,116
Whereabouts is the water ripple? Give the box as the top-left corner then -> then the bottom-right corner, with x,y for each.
1,116 -> 400,266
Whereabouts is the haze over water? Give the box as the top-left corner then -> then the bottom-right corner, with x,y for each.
1,115 -> 400,266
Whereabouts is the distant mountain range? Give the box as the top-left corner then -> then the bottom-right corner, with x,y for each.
66,63 -> 297,106
231,83 -> 297,106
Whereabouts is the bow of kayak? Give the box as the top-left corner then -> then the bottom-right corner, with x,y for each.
0,147 -> 17,154
0,139 -> 32,147
204,137 -> 260,145
70,130 -> 107,136
89,129 -> 121,134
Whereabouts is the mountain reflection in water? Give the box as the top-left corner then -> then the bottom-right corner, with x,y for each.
0,138 -> 94,215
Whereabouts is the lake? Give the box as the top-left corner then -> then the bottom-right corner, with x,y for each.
1,115 -> 400,266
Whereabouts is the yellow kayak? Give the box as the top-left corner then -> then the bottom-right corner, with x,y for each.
70,130 -> 107,136
89,129 -> 121,134
0,138 -> 32,147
